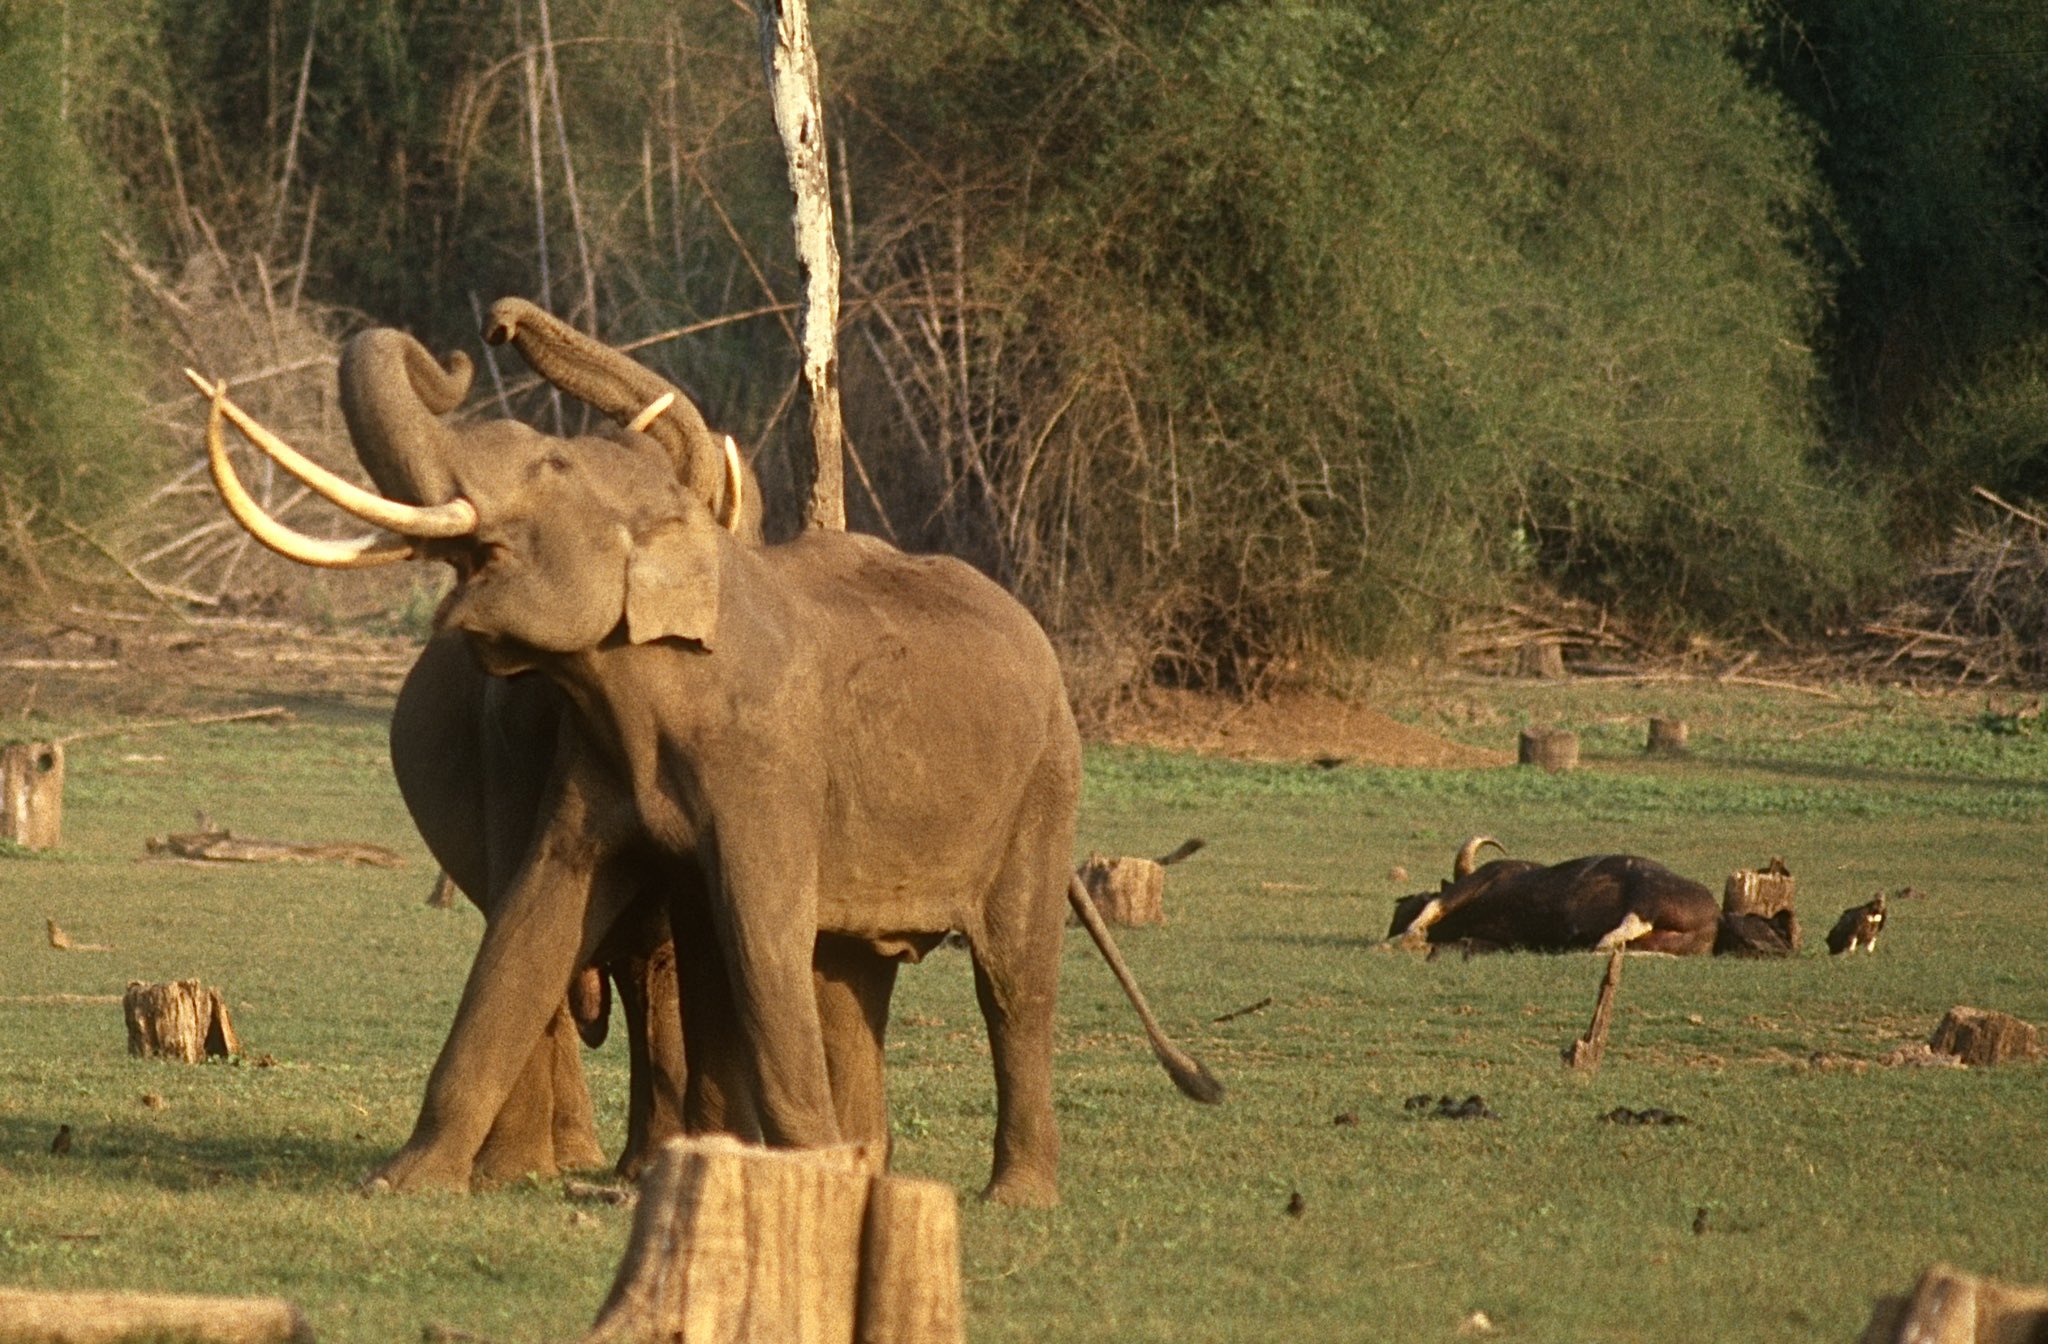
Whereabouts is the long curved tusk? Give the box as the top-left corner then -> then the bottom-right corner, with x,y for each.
182,369 -> 477,538
718,435 -> 745,534
626,391 -> 677,434
204,395 -> 416,569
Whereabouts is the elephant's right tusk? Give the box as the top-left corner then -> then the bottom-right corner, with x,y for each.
203,393 -> 417,569
626,391 -> 677,434
183,369 -> 478,539
718,435 -> 745,534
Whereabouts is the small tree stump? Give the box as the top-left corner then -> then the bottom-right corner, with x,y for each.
1723,862 -> 1800,952
1646,717 -> 1689,755
1,740 -> 63,850
0,1287 -> 312,1343
1517,639 -> 1566,679
1563,950 -> 1624,1072
1927,1007 -> 2041,1066
425,869 -> 461,908
583,1136 -> 951,1344
1518,728 -> 1578,772
123,980 -> 240,1063
1860,1264 -> 2048,1344
1075,855 -> 1166,927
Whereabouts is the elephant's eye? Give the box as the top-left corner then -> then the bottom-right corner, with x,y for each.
537,450 -> 572,476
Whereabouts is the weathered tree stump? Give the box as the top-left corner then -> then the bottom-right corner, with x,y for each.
1723,861 -> 1800,952
1928,1007 -> 2041,1066
1517,639 -> 1566,679
0,1287 -> 312,1343
1646,717 -> 1689,755
424,869 -> 461,908
1075,854 -> 1166,927
1860,1263 -> 2048,1344
1,740 -> 63,850
1563,950 -> 1624,1072
1517,728 -> 1578,772
123,980 -> 241,1063
583,1136 -> 958,1344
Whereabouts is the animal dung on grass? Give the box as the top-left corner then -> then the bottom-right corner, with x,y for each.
1,739 -> 64,850
1926,1006 -> 2040,1067
123,980 -> 241,1063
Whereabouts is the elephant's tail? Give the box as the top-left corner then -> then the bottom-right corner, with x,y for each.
1066,875 -> 1225,1104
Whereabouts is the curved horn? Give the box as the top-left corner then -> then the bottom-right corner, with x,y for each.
202,393 -> 415,569
184,371 -> 477,538
1453,835 -> 1506,880
719,436 -> 745,534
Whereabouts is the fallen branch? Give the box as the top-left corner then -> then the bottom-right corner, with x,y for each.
1212,996 -> 1273,1024
144,827 -> 403,868
56,706 -> 291,748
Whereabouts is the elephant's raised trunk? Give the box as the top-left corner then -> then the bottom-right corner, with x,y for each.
340,328 -> 476,507
485,298 -> 754,537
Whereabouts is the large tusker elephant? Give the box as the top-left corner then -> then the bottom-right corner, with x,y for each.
194,319 -> 1224,1206
362,300 -> 764,1184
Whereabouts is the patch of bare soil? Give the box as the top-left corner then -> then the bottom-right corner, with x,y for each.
1100,688 -> 1512,769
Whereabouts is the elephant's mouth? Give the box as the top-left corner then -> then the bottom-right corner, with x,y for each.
187,370 -> 481,569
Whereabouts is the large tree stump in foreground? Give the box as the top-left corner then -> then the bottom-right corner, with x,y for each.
583,1136 -> 959,1344
124,980 -> 241,1063
0,1287 -> 311,1344
1076,854 -> 1166,927
1928,1007 -> 2041,1066
1563,950 -> 1625,1072
1860,1263 -> 2048,1344
1724,861 -> 1800,952
1,740 -> 63,850
1517,729 -> 1578,772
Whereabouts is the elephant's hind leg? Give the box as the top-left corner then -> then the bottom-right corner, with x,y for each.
814,934 -> 900,1155
471,1002 -> 604,1186
968,841 -> 1070,1207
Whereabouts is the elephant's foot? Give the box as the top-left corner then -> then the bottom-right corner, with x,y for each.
980,1167 -> 1059,1209
360,1143 -> 475,1195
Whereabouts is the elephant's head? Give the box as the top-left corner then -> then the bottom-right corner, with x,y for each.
189,324 -> 747,673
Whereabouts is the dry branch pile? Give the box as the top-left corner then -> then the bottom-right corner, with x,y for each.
1858,493 -> 2048,685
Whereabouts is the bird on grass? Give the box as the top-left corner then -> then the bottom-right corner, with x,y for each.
50,1124 -> 72,1156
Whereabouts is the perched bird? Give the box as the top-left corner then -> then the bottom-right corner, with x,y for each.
1692,1207 -> 1710,1235
1826,894 -> 1887,955
50,1124 -> 71,1156
1285,1190 -> 1306,1218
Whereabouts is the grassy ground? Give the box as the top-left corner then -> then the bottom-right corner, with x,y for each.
3,676 -> 2045,1341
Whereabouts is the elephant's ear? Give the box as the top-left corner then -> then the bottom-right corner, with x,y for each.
624,519 -> 719,647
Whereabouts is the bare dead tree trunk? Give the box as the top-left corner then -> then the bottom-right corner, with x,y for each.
753,0 -> 846,531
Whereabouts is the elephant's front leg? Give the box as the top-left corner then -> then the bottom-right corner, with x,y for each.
364,824 -> 630,1193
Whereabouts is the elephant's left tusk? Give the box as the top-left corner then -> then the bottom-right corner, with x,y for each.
201,391 -> 417,569
719,435 -> 745,534
182,369 -> 478,539
626,391 -> 677,434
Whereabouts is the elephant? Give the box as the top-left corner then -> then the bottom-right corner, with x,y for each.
193,317 -> 1224,1206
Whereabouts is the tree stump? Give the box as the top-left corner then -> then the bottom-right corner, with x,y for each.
1517,639 -> 1566,679
123,981 -> 241,1063
1860,1264 -> 2048,1344
1,740 -> 63,850
0,1287 -> 312,1343
1075,855 -> 1166,927
1563,950 -> 1624,1072
1723,862 -> 1800,952
583,1136 -> 959,1344
1927,1007 -> 2041,1066
1517,728 -> 1578,772
424,869 -> 461,908
1646,717 -> 1689,755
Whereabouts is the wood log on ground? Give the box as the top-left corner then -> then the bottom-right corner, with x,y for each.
1646,716 -> 1689,755
1517,728 -> 1579,772
1859,1263 -> 2048,1344
1517,639 -> 1566,678
1927,1007 -> 2041,1066
1075,854 -> 1166,927
0,1287 -> 312,1343
123,980 -> 241,1063
1723,861 -> 1800,952
143,827 -> 404,867
1563,950 -> 1624,1072
1,740 -> 63,850
582,1135 -> 956,1344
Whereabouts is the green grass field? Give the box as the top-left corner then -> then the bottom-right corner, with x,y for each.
3,678 -> 2045,1341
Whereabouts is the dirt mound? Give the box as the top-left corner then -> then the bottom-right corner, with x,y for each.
1101,688 -> 1511,768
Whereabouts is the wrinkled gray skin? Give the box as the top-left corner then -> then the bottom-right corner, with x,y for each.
334,320 -> 1182,1206
353,303 -> 778,1182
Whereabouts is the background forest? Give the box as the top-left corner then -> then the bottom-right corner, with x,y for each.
4,0 -> 2047,700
